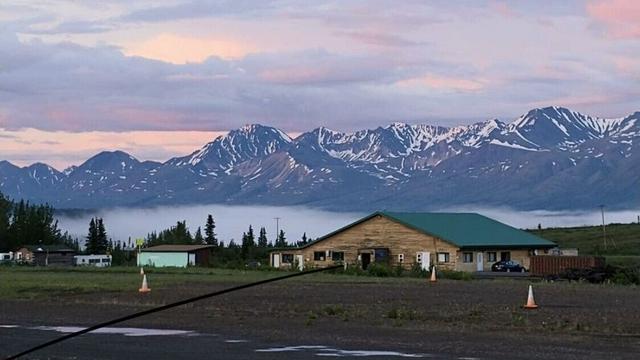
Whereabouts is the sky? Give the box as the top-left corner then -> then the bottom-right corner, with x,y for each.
1,0 -> 639,170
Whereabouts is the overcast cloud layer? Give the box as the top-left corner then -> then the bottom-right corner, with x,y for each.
1,1 -> 639,166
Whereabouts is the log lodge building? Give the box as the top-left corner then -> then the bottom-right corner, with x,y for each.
269,212 -> 556,272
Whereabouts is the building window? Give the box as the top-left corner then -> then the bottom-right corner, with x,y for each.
437,252 -> 450,263
282,254 -> 294,263
487,252 -> 497,262
500,251 -> 511,261
398,254 -> 404,263
314,251 -> 326,261
331,251 -> 344,261
463,252 -> 473,263
374,248 -> 389,262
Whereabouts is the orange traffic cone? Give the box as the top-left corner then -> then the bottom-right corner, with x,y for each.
429,266 -> 437,283
140,267 -> 144,275
523,285 -> 538,309
139,274 -> 151,293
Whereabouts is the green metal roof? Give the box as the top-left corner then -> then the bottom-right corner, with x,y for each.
297,211 -> 556,250
380,211 -> 556,249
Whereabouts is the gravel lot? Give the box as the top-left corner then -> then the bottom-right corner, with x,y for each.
2,276 -> 640,359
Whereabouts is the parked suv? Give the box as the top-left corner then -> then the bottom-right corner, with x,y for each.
491,260 -> 527,272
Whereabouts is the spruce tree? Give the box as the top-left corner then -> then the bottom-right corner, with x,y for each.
0,192 -> 12,251
85,218 -> 98,254
247,225 -> 255,246
204,214 -> 218,246
258,227 -> 268,248
297,232 -> 308,246
276,229 -> 287,247
96,218 -> 108,253
194,226 -> 204,244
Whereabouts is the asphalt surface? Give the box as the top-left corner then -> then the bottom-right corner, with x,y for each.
3,323 -> 640,360
1,325 -> 462,360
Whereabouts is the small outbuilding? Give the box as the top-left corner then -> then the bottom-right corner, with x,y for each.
137,244 -> 214,268
269,211 -> 556,272
17,245 -> 77,266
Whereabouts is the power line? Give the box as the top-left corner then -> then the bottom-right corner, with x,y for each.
5,265 -> 342,360
600,205 -> 607,251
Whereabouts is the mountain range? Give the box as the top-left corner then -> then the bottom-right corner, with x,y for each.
1,106 -> 638,211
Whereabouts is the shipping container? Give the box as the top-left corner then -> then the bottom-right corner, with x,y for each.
530,255 -> 605,276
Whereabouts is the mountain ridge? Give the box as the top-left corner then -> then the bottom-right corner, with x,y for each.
1,106 -> 638,211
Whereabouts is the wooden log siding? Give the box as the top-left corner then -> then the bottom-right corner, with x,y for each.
292,214 -> 459,270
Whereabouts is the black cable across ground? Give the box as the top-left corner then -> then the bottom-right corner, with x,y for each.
5,265 -> 343,360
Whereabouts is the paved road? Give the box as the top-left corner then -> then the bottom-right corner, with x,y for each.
3,323 -> 640,360
0,325 -> 461,360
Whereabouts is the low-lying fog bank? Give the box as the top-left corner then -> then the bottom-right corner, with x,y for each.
55,205 -> 640,245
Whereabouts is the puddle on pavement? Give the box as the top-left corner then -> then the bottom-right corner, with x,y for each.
31,326 -> 197,337
224,339 -> 249,343
255,345 -> 432,357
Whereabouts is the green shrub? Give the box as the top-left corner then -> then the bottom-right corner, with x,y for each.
393,264 -> 404,277
439,269 -> 473,281
366,263 -> 392,277
341,264 -> 366,276
409,263 -> 428,278
609,266 -> 640,285
323,304 -> 345,316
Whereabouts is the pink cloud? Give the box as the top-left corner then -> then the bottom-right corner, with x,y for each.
396,74 -> 486,92
527,94 -> 617,108
259,67 -> 332,84
612,56 -> 640,78
587,0 -> 640,38
0,129 -> 224,170
488,1 -> 519,18
123,34 -> 254,64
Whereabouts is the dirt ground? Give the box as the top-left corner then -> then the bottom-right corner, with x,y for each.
2,278 -> 640,359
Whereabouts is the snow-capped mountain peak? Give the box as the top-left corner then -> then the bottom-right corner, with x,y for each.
1,106 -> 638,210
173,124 -> 293,170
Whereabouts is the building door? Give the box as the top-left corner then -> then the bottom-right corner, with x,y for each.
417,251 -> 430,270
361,253 -> 371,270
188,253 -> 196,266
272,253 -> 280,268
476,252 -> 484,271
295,255 -> 304,271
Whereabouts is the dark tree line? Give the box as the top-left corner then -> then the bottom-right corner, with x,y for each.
0,192 -> 77,251
138,212 -> 311,267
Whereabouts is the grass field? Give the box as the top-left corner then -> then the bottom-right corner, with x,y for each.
529,222 -> 640,257
0,266 -> 424,300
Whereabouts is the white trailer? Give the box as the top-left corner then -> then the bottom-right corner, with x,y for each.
74,254 -> 112,267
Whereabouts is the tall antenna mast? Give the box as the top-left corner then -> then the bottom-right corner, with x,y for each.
599,205 -> 607,251
274,217 -> 280,244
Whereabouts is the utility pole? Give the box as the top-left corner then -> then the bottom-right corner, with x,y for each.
600,205 -> 607,251
274,217 -> 280,245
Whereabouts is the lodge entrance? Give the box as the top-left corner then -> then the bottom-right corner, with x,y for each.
359,248 -> 389,270
361,253 -> 371,270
